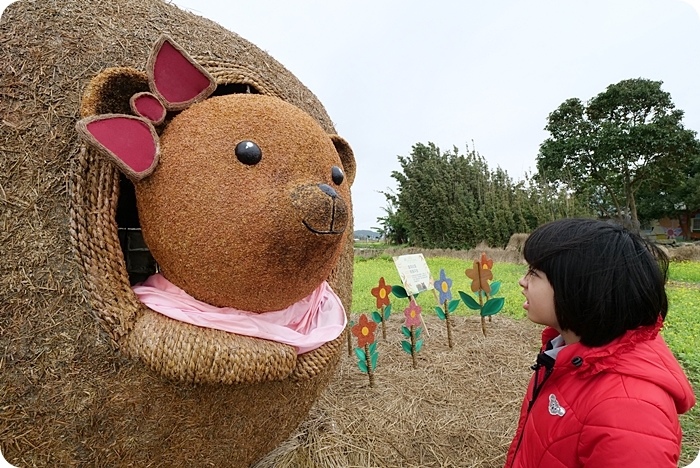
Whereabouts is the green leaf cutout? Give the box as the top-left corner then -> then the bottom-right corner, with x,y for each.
354,347 -> 366,361
490,281 -> 502,297
481,297 -> 505,316
370,350 -> 379,370
435,307 -> 446,320
447,299 -> 461,313
371,311 -> 383,323
384,304 -> 392,320
368,342 -> 378,356
392,285 -> 408,298
414,327 -> 422,339
401,325 -> 411,338
415,340 -> 423,353
357,359 -> 368,373
459,291 -> 481,310
401,340 -> 412,354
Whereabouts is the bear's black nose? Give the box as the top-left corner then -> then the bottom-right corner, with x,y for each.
318,184 -> 338,198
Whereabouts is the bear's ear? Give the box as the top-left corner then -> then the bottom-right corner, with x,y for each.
146,35 -> 216,111
79,67 -> 150,118
76,114 -> 160,182
77,67 -> 160,182
330,135 -> 356,186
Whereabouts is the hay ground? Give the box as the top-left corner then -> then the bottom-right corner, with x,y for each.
257,314 -> 542,468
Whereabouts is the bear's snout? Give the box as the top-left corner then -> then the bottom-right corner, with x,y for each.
292,183 -> 348,235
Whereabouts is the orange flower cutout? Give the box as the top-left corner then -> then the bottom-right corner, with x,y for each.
352,313 -> 377,348
480,252 -> 493,270
465,259 -> 493,294
371,277 -> 392,309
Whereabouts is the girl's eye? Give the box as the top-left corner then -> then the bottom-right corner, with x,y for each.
526,267 -> 538,278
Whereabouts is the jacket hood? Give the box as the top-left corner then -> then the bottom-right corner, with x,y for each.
542,318 -> 696,415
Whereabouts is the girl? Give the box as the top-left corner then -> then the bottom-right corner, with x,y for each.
505,218 -> 696,467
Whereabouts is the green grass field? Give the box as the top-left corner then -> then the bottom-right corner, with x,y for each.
352,256 -> 700,464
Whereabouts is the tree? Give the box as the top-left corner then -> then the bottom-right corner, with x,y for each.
537,78 -> 700,230
636,152 -> 700,224
376,190 -> 409,245
376,142 -> 590,249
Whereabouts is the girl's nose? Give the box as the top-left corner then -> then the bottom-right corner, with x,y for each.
518,276 -> 527,288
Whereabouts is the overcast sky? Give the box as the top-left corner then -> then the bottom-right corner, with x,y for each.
4,0 -> 700,231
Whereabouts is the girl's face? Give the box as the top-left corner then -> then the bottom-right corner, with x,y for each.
519,267 -> 558,330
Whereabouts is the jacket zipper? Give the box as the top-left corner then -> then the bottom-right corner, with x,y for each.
508,358 -> 555,467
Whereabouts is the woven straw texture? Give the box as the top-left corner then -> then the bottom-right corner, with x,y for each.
0,0 -> 353,466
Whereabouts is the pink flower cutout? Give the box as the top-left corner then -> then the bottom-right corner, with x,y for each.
403,299 -> 422,327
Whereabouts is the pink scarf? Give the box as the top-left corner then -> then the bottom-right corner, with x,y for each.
132,274 -> 347,354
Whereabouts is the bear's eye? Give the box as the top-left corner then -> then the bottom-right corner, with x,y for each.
235,140 -> 262,165
331,166 -> 344,185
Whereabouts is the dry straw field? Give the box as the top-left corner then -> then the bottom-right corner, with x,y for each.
257,314 -> 542,468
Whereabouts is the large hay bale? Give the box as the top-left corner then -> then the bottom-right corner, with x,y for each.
0,1 -> 354,466
668,243 -> 700,262
505,233 -> 529,254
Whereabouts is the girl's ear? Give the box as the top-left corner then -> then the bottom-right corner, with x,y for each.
330,135 -> 356,186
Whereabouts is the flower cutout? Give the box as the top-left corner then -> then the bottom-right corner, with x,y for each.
433,268 -> 453,304
480,252 -> 494,270
403,299 -> 422,327
352,313 -> 377,348
465,259 -> 493,294
371,277 -> 393,309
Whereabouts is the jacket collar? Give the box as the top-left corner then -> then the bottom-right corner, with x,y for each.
540,316 -> 663,376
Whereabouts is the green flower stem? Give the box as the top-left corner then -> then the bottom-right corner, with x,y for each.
485,293 -> 492,323
364,344 -> 375,387
478,290 -> 487,337
410,326 -> 418,369
380,305 -> 387,340
443,301 -> 453,348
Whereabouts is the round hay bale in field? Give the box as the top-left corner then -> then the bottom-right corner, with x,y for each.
0,1 -> 354,466
668,243 -> 700,262
506,233 -> 529,253
256,314 -> 542,468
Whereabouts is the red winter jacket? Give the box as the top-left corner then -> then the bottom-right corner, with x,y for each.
505,319 -> 696,467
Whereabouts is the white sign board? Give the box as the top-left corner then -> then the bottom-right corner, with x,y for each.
392,254 -> 434,296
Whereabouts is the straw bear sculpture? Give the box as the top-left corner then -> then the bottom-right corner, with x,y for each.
76,36 -> 354,466
2,31 -> 355,466
0,0 -> 357,464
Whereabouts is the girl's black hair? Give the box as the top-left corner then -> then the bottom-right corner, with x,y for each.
523,218 -> 668,347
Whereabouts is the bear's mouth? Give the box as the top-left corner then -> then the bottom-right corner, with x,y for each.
303,214 -> 344,235
294,183 -> 348,235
